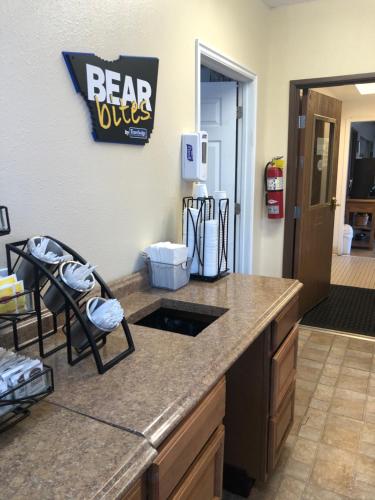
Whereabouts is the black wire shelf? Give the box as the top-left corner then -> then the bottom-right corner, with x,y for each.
183,196 -> 229,281
0,363 -> 54,433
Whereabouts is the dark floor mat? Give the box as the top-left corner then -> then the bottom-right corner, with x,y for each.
301,284 -> 375,336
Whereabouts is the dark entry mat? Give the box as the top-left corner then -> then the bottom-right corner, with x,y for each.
301,284 -> 375,336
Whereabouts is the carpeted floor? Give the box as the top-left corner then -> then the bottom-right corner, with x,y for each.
301,285 -> 375,337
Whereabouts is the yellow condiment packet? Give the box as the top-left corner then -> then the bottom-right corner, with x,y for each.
0,283 -> 17,314
15,281 -> 26,311
0,274 -> 17,287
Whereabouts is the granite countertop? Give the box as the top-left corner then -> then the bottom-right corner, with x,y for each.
0,402 -> 156,500
44,274 -> 301,447
0,273 -> 301,499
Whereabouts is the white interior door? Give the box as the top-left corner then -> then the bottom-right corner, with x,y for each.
200,81 -> 237,272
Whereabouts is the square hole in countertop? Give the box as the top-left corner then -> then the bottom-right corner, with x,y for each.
132,300 -> 228,337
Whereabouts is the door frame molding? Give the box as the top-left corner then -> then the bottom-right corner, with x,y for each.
283,72 -> 375,278
195,40 -> 257,274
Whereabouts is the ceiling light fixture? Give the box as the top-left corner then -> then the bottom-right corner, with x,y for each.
355,83 -> 375,95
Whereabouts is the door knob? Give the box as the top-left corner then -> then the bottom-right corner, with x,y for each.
331,197 -> 340,208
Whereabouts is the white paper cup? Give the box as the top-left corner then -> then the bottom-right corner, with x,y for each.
17,236 -> 66,290
192,182 -> 208,199
69,297 -> 119,352
43,261 -> 96,315
214,190 -> 227,199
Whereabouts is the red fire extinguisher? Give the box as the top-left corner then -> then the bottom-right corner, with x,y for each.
265,157 -> 284,219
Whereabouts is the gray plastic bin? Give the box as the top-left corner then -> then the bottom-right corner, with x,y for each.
146,258 -> 192,291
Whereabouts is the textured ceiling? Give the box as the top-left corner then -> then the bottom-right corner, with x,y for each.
318,85 -> 375,102
263,0 -> 316,8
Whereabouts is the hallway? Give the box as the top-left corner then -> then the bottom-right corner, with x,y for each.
331,254 -> 375,289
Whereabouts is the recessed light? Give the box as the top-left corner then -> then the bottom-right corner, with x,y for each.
355,83 -> 375,95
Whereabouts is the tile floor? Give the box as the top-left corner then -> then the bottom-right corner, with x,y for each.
331,254 -> 375,289
224,326 -> 375,500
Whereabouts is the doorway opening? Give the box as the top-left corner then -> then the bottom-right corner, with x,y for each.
195,41 -> 257,274
200,66 -> 239,272
343,121 -> 375,257
283,74 -> 375,338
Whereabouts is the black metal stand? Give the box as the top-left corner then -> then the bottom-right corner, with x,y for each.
0,364 -> 54,433
183,197 -> 229,281
4,236 -> 135,374
0,210 -> 56,432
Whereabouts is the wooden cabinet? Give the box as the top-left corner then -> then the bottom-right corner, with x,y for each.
271,295 -> 299,352
148,378 -> 225,500
122,294 -> 300,500
345,199 -> 375,249
270,325 -> 298,414
224,329 -> 270,484
169,425 -> 224,500
268,382 -> 295,471
121,477 -> 147,500
224,294 -> 299,492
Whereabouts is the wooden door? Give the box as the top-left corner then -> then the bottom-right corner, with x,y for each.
294,90 -> 342,315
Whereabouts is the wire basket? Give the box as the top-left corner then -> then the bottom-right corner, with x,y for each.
146,257 -> 192,290
0,364 -> 54,432
354,213 -> 369,227
182,197 -> 229,281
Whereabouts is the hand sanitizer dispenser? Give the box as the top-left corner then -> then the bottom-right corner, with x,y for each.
182,132 -> 208,181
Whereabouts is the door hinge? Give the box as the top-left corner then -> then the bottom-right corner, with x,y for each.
236,106 -> 243,119
235,202 -> 241,215
293,206 -> 301,219
298,115 -> 306,129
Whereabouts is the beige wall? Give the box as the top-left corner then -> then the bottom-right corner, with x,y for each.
263,0 -> 375,277
4,0 -> 375,282
0,0 -> 270,281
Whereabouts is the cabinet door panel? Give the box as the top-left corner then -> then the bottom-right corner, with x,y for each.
270,325 -> 298,415
268,383 -> 295,472
149,378 -> 225,500
169,425 -> 224,500
271,296 -> 299,353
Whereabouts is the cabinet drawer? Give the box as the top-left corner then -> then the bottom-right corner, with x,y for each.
271,295 -> 299,353
169,425 -> 224,500
270,325 -> 298,415
268,382 -> 295,472
149,378 -> 225,500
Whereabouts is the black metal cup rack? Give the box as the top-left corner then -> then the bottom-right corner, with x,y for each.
0,364 -> 54,433
4,236 -> 135,374
183,197 -> 229,281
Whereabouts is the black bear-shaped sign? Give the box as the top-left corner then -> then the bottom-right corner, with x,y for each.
63,52 -> 159,145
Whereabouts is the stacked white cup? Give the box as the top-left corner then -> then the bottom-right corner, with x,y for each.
183,207 -> 200,274
201,219 -> 219,277
192,182 -> 208,199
